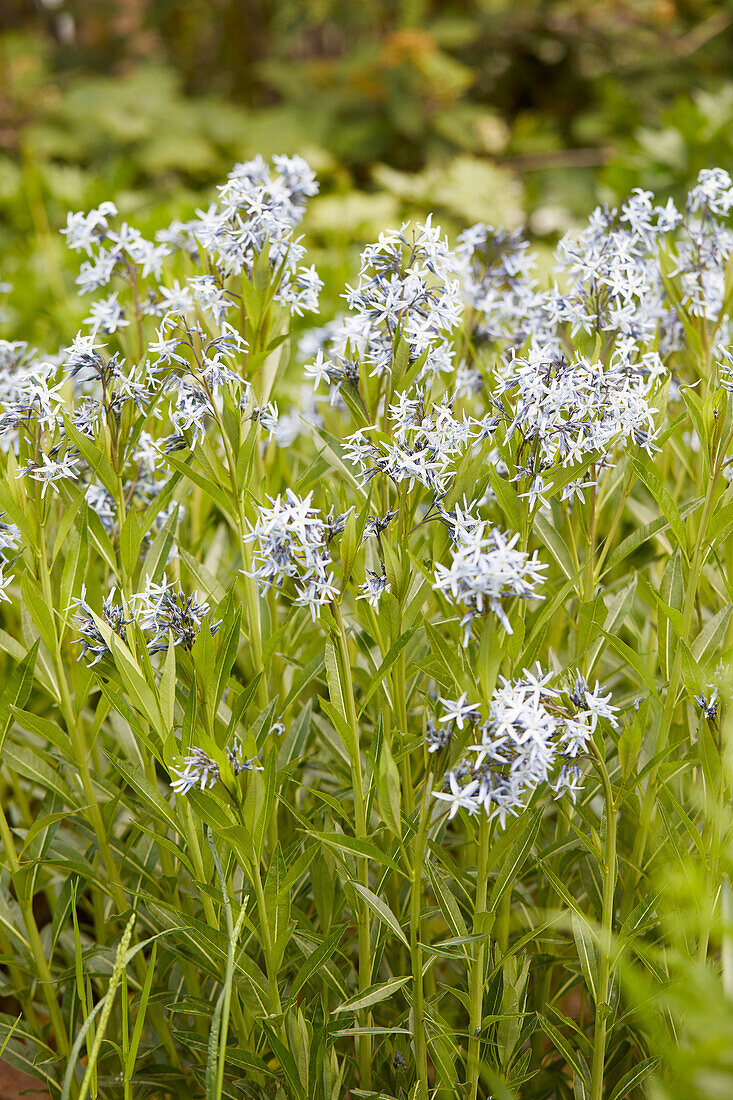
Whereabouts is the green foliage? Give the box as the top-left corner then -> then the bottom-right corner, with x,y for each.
3,4 -> 733,1099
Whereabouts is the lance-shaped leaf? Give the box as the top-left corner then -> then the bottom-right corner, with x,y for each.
333,976 -> 411,1014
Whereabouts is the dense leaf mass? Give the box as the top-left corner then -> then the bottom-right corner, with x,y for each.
0,155 -> 733,1100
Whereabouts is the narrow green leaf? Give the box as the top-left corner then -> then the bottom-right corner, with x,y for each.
3,743 -> 76,807
571,913 -> 597,1003
627,453 -> 688,561
282,652 -> 325,713
163,450 -> 235,518
108,757 -> 180,836
489,810 -> 541,911
125,942 -> 157,1081
533,511 -> 576,581
333,976 -> 410,1014
359,627 -> 417,716
119,508 -> 143,578
286,926 -> 346,1010
692,605 -> 733,664
608,1058 -> 660,1100
352,883 -> 408,947
537,1015 -> 590,1085
20,574 -> 56,655
0,642 -> 40,752
488,467 -> 523,531
317,832 -> 404,876
600,630 -> 660,699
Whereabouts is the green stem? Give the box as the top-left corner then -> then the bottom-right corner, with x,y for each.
207,828 -> 247,1100
36,530 -> 132,920
410,774 -> 433,1099
496,891 -> 511,955
584,469 -> 598,606
589,745 -> 617,1100
625,458 -> 721,916
467,816 -> 490,1100
216,402 -> 267,706
0,802 -> 68,1056
183,804 -> 218,929
594,468 -> 634,580
332,601 -> 372,1089
393,648 -> 415,815
698,754 -> 723,963
250,855 -> 282,1017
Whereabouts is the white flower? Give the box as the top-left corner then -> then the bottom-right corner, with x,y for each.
438,693 -> 480,730
189,155 -> 320,315
434,518 -> 547,644
0,513 -> 20,553
17,453 -> 79,497
491,344 -> 661,507
304,349 -> 333,390
158,281 -> 196,317
0,569 -> 13,603
170,748 -> 220,795
243,490 -> 337,620
131,574 -> 214,652
433,772 -> 481,819
84,292 -> 129,335
61,202 -> 117,254
310,218 -> 463,411
170,381 -> 210,445
433,669 -> 617,825
356,569 -> 390,608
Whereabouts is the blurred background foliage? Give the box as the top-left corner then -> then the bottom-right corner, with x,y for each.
2,1 -> 733,339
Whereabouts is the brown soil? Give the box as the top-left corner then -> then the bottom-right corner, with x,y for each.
0,1063 -> 50,1099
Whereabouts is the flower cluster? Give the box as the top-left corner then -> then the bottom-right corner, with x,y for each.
356,567 -> 390,608
492,345 -> 662,507
69,576 -> 215,663
170,748 -> 220,795
433,668 -> 619,825
68,585 -> 131,665
131,575 -> 219,652
244,490 -> 340,620
344,392 -> 476,496
450,175 -> 733,371
433,508 -> 547,643
170,738 -> 262,797
547,196 -> 679,346
62,199 -> 170,295
305,218 -> 462,410
170,155 -> 322,315
456,223 -> 545,350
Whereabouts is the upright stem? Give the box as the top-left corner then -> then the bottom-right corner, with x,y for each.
0,802 -> 68,1055
249,856 -> 282,1017
698,753 -> 723,963
410,774 -> 433,1099
625,460 -> 721,916
36,532 -> 125,911
36,526 -> 181,1067
332,602 -> 372,1089
393,647 -> 415,815
216,406 -> 268,707
584,469 -> 598,606
467,816 -> 490,1100
589,745 -> 617,1100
